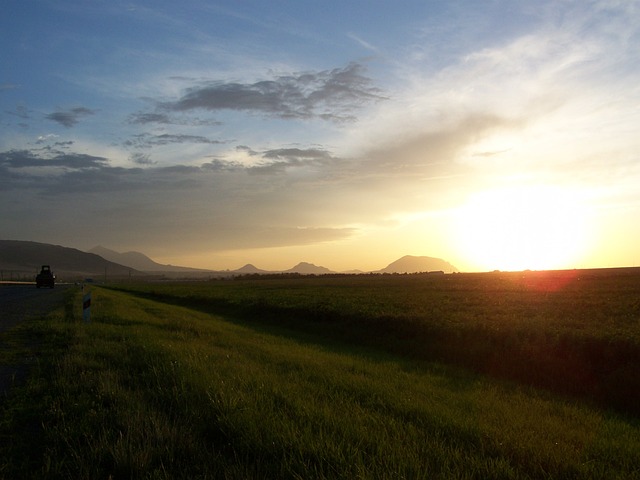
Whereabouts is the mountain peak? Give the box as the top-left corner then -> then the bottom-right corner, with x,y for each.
88,246 -> 159,271
87,246 -> 208,273
379,255 -> 458,274
285,262 -> 334,274
89,245 -> 117,256
234,264 -> 268,273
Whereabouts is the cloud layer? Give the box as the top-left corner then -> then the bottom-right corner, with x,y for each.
0,111 -> 514,258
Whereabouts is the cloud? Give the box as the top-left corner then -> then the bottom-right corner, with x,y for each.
0,114 -> 537,256
45,107 -> 95,127
36,134 -> 60,144
201,158 -> 243,172
472,149 -> 511,158
347,33 -> 379,53
5,105 -> 31,120
127,112 -> 172,124
262,148 -> 333,161
248,147 -> 336,175
129,152 -> 155,165
126,112 -> 222,126
0,144 -> 356,252
1,149 -> 108,170
124,133 -> 224,148
235,145 -> 258,155
363,114 -> 514,173
162,62 -> 385,121
196,226 -> 356,249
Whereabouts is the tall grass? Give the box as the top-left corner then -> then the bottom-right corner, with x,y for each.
1,285 -> 639,478
112,270 -> 640,414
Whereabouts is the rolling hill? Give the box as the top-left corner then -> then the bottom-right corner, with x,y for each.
89,246 -> 211,274
0,240 -> 140,280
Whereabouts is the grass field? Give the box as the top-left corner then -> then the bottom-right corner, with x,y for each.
1,270 -> 639,478
114,269 -> 640,414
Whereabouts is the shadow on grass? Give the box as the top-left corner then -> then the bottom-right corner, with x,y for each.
0,289 -> 78,475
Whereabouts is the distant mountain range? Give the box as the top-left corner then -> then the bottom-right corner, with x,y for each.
88,246 -> 211,273
0,240 -> 458,280
88,245 -> 458,275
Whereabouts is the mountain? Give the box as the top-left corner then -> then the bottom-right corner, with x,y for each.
378,255 -> 458,274
88,245 -> 210,273
89,246 -> 159,271
234,264 -> 270,274
284,262 -> 334,274
0,240 -> 140,279
1,240 -> 459,280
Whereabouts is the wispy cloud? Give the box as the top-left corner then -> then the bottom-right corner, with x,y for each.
35,134 -> 59,144
45,107 -> 95,127
5,105 -> 31,120
126,112 -> 222,127
1,149 -> 108,171
248,147 -> 337,175
129,152 -> 155,165
124,133 -> 225,148
127,112 -> 172,124
347,33 -> 379,53
262,148 -> 334,161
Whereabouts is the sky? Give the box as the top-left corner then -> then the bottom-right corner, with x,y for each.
2,0 -> 640,272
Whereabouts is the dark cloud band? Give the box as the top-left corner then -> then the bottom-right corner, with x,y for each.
162,62 -> 385,121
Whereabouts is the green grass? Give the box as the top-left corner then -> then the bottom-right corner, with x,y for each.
1,279 -> 639,479
111,270 -> 640,414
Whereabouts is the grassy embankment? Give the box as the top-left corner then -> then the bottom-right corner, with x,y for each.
119,270 -> 640,414
0,271 -> 639,478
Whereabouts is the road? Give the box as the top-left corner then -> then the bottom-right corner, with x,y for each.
0,284 -> 70,398
0,284 -> 69,332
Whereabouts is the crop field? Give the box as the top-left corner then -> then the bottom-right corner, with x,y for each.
117,269 -> 640,414
1,269 -> 639,478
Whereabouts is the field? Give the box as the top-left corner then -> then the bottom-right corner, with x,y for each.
1,269 -> 639,478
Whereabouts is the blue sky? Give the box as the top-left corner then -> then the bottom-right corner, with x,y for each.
2,0 -> 640,272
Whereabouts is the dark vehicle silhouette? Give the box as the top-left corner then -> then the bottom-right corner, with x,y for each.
36,265 -> 55,288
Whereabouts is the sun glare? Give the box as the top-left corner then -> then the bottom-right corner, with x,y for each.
453,185 -> 591,271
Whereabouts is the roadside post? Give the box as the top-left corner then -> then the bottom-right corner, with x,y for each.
82,286 -> 91,323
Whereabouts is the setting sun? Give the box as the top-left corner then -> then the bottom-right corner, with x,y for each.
453,185 -> 591,272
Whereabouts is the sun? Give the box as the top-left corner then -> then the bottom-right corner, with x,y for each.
452,185 -> 591,271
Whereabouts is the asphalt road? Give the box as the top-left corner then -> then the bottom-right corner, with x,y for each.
0,284 -> 69,332
0,284 -> 70,398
